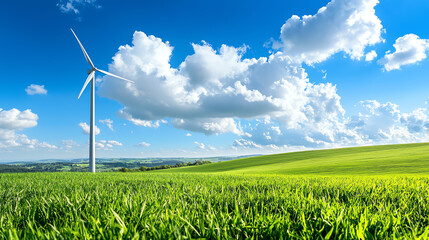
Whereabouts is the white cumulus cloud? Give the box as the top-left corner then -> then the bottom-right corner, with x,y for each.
0,108 -> 38,130
400,108 -> 429,133
172,118 -> 242,136
94,0 -> 429,150
379,34 -> 429,71
25,84 -> 47,95
365,50 -> 377,62
238,100 -> 429,149
98,31 -> 344,137
279,0 -> 383,64
0,108 -> 55,149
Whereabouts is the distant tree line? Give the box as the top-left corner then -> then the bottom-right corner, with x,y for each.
0,160 -> 212,173
102,160 -> 183,169
0,165 -> 37,173
117,160 -> 211,172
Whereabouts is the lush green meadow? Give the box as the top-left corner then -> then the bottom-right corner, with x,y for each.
1,143 -> 429,239
166,142 -> 429,175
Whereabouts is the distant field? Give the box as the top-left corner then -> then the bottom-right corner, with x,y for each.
1,143 -> 429,239
166,142 -> 429,175
0,156 -> 249,173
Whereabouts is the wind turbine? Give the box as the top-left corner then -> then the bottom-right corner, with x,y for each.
71,28 -> 133,173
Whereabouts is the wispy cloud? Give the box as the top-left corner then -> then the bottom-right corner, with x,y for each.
96,140 -> 122,150
62,140 -> 79,150
138,142 -> 151,147
194,141 -> 215,151
99,119 -> 114,131
57,0 -> 100,15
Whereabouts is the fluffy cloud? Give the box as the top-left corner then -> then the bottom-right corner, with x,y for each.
379,34 -> 429,71
279,0 -> 383,64
98,31 -> 344,137
99,119 -> 114,131
78,122 -> 100,135
98,0 -> 383,137
138,142 -> 150,147
0,108 -> 56,149
344,100 -> 429,144
347,101 -> 402,142
172,118 -> 242,136
117,110 -> 168,128
25,84 -> 47,95
57,0 -> 99,14
365,50 -> 377,62
0,108 -> 38,130
96,0 -> 428,150
400,108 -> 429,133
237,100 -> 429,149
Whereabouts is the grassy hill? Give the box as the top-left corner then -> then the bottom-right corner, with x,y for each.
2,143 -> 429,238
165,142 -> 429,175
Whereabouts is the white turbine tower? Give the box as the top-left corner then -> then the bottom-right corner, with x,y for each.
71,28 -> 133,173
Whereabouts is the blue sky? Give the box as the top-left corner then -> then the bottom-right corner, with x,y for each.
1,0 -> 429,161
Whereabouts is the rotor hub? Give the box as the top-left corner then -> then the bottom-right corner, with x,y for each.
87,68 -> 96,75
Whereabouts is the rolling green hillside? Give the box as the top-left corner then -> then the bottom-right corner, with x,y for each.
2,143 -> 429,238
166,142 -> 429,175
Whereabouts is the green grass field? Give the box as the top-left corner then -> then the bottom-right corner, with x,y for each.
166,142 -> 429,175
1,143 -> 429,239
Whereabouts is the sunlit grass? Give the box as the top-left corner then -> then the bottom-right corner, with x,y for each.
1,172 -> 429,239
167,142 -> 429,175
2,143 -> 429,238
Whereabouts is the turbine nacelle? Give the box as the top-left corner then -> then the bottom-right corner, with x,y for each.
71,28 -> 134,100
87,68 -> 96,75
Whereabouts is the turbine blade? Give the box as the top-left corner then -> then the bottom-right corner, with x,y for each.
96,68 -> 134,83
78,71 -> 95,99
70,28 -> 95,68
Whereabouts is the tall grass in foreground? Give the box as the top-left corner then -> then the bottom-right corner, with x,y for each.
0,172 -> 428,239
